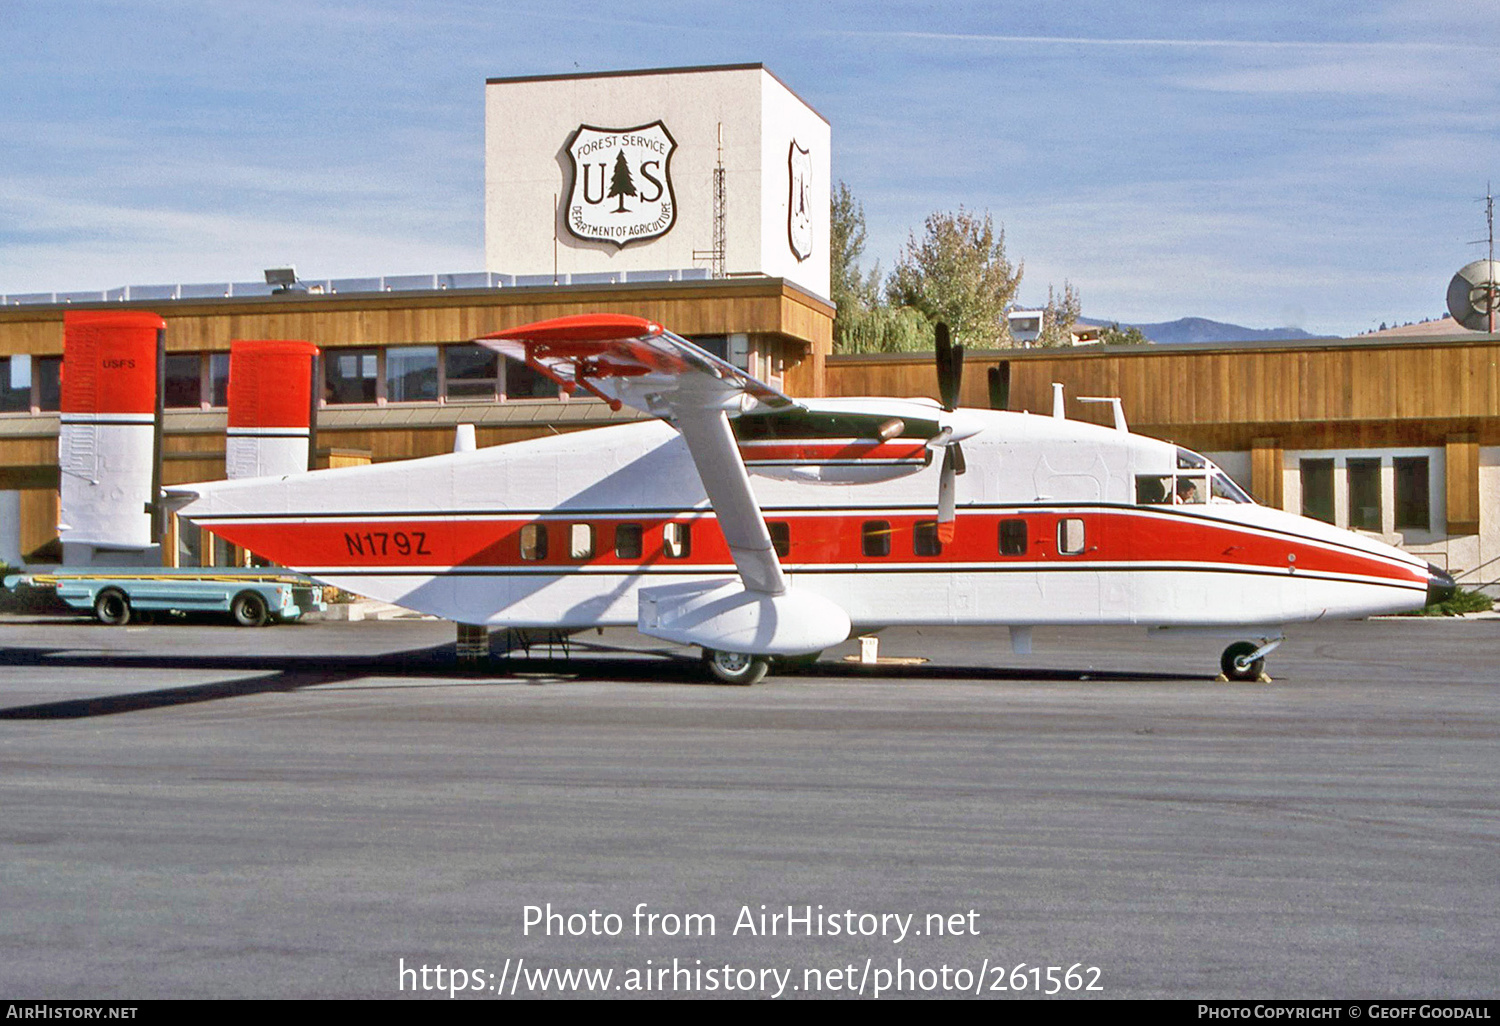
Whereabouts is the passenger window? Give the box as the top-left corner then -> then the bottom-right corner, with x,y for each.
1136,475 -> 1172,504
520,523 -> 548,561
768,521 -> 790,557
999,518 -> 1028,555
1058,518 -> 1086,555
569,524 -> 594,560
913,521 -> 942,556
862,521 -> 891,557
663,522 -> 691,559
614,523 -> 642,559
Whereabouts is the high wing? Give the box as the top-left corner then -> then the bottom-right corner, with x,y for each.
477,314 -> 796,596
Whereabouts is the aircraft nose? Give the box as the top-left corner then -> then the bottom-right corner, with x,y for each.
1426,564 -> 1457,606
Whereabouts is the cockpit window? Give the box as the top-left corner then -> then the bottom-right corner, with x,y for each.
1136,475 -> 1173,504
1175,476 -> 1206,504
1176,447 -> 1207,470
1212,472 -> 1253,504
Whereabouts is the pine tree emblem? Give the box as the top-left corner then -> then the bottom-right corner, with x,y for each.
608,150 -> 636,213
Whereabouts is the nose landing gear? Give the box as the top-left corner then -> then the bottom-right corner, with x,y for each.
1219,637 -> 1284,682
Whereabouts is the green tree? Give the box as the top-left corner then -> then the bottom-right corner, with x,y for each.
1035,282 -> 1082,348
885,207 -> 1023,349
831,182 -> 928,352
1099,322 -> 1152,346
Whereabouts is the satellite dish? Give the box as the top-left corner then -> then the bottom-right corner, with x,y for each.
1446,259 -> 1500,331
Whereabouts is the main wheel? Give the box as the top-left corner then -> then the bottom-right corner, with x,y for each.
93,588 -> 131,626
704,649 -> 770,686
1220,641 -> 1264,681
231,591 -> 270,628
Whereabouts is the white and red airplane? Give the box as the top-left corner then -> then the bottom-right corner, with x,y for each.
168,314 -> 1455,684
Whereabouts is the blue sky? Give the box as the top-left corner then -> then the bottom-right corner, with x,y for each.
3,1 -> 1497,335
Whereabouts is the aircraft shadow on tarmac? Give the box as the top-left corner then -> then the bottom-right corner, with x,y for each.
0,638 -> 1205,720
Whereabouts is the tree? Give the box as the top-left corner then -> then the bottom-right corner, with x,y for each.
1035,282 -> 1082,348
608,150 -> 636,213
830,182 -> 929,352
885,207 -> 1023,349
1098,322 -> 1152,346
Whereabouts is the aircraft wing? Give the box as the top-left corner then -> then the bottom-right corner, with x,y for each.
477,314 -> 796,595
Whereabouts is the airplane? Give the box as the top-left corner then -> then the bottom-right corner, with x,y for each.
167,313 -> 1457,685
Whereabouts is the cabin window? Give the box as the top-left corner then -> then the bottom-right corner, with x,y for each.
663,522 -> 691,559
1136,476 -> 1172,505
861,521 -> 891,557
1058,518 -> 1086,555
1300,459 -> 1335,524
913,521 -> 942,556
1394,457 -> 1430,531
613,523 -> 643,559
999,518 -> 1028,555
1347,458 -> 1382,531
520,523 -> 548,561
569,524 -> 594,560
768,521 -> 790,557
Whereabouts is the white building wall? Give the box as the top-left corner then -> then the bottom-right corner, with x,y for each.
484,64 -> 829,300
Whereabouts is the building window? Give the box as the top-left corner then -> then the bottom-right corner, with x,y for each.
445,344 -> 499,400
614,523 -> 642,559
36,357 -> 61,412
1058,518 -> 1086,555
1394,457 -> 1430,531
662,522 -> 691,559
913,520 -> 942,556
386,346 -> 438,403
504,358 -> 560,399
1300,459 -> 1335,524
999,518 -> 1028,555
326,349 -> 379,404
163,353 -> 203,408
862,521 -> 891,557
1347,458 -> 1382,531
0,356 -> 30,412
569,524 -> 594,560
208,353 -> 230,408
520,523 -> 548,561
768,521 -> 790,557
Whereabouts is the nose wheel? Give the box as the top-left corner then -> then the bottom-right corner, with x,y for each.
1220,638 -> 1281,682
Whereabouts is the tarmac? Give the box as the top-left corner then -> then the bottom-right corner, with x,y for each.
0,613 -> 1496,999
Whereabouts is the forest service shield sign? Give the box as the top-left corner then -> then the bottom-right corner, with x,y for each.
788,140 -> 813,262
565,122 -> 677,248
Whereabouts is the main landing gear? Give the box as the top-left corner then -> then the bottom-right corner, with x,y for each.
702,648 -> 770,686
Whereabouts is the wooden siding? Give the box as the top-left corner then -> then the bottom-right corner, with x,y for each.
827,337 -> 1500,451
1445,434 -> 1480,535
0,278 -> 834,357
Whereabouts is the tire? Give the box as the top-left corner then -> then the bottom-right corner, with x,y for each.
704,649 -> 770,686
93,588 -> 131,626
1221,641 -> 1264,681
231,591 -> 270,628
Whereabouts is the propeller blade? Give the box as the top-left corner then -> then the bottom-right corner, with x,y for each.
938,446 -> 957,541
987,363 -> 1009,411
935,322 -> 963,411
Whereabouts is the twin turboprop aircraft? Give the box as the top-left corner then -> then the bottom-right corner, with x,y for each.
169,314 -> 1455,684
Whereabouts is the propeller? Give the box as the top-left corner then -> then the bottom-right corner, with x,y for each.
933,322 -> 966,543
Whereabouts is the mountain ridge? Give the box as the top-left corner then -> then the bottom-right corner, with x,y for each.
1077,316 -> 1332,345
